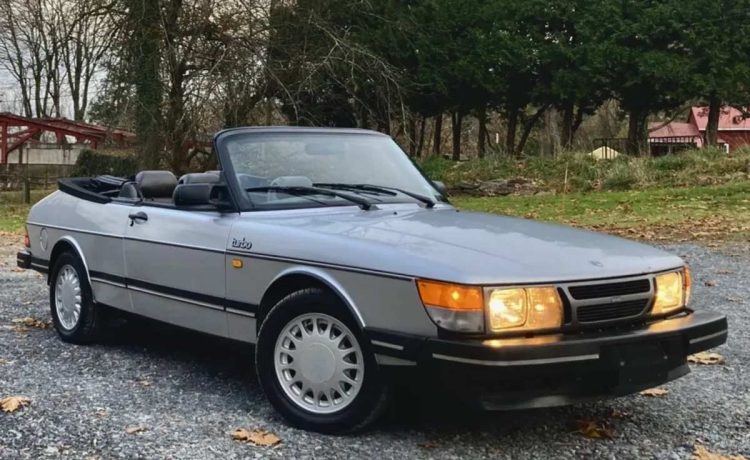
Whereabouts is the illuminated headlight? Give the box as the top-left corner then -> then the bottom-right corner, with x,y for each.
487,286 -> 563,332
653,267 -> 691,315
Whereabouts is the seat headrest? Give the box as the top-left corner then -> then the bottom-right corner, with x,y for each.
178,172 -> 221,185
118,182 -> 140,199
135,171 -> 177,199
173,183 -> 212,207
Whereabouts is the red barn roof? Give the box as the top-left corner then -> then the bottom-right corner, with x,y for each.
690,106 -> 750,131
648,121 -> 701,138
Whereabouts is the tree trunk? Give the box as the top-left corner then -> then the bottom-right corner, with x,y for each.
129,0 -> 162,170
561,101 -> 574,150
265,98 -> 273,125
408,112 -> 417,156
417,115 -> 427,158
626,108 -> 648,155
451,110 -> 463,161
516,105 -> 548,156
432,114 -> 443,156
706,95 -> 721,147
572,105 -> 585,139
505,108 -> 518,155
477,106 -> 487,158
166,63 -> 187,175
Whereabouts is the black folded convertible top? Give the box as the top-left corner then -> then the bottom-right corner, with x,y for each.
58,176 -> 129,204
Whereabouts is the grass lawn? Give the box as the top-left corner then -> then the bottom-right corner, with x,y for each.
453,181 -> 750,242
1,182 -> 749,242
0,190 -> 50,234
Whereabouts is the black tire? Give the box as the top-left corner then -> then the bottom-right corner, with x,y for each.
49,251 -> 102,344
256,288 -> 388,434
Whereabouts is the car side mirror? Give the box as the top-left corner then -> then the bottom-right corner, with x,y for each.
173,183 -> 233,210
432,180 -> 448,196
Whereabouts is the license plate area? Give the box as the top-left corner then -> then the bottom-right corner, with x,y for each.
603,337 -> 684,370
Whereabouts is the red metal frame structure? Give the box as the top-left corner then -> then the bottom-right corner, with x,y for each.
0,113 -> 135,164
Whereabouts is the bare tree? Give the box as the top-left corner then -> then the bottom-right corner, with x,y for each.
56,0 -> 118,120
0,0 -> 116,119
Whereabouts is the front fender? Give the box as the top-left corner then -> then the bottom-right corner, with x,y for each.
267,265 -> 366,328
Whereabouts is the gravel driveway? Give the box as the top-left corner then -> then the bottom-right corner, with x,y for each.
1,239 -> 748,459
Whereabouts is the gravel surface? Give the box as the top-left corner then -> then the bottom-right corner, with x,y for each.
0,239 -> 748,459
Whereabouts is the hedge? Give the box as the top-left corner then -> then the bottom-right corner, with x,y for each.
71,149 -> 138,178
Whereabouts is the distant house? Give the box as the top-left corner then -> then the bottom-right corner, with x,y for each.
648,106 -> 750,155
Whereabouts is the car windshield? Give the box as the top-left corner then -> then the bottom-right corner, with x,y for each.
223,132 -> 442,210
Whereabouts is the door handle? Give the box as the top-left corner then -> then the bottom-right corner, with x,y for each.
128,211 -> 148,226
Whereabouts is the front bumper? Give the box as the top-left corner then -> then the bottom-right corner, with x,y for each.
368,311 -> 728,409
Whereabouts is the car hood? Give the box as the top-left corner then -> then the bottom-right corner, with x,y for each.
239,205 -> 684,284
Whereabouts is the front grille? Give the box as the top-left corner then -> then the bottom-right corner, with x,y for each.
568,279 -> 651,300
576,299 -> 650,323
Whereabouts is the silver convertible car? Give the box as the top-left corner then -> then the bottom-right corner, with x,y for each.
17,127 -> 727,433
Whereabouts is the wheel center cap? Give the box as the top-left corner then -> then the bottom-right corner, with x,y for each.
299,343 -> 336,384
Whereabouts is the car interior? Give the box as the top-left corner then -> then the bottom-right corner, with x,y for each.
113,170 -> 310,208
63,169 -> 395,209
115,170 -> 219,204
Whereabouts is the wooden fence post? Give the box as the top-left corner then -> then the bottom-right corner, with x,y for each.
23,177 -> 30,204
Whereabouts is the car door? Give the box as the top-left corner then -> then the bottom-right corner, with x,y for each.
123,205 -> 236,337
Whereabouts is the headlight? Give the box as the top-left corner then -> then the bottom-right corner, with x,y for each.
417,280 -> 484,332
487,286 -> 563,332
653,268 -> 690,315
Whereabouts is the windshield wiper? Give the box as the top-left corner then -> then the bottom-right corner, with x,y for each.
315,183 -> 436,208
245,186 -> 374,210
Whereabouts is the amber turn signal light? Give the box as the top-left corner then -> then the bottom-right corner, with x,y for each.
416,280 -> 483,311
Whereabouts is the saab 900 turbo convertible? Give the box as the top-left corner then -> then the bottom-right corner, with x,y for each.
17,127 -> 728,433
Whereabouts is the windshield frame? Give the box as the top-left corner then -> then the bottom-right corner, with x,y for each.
213,127 -> 446,212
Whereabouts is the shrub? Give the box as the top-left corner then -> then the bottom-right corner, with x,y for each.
417,147 -> 750,195
651,154 -> 692,172
71,149 -> 138,178
602,162 -> 638,190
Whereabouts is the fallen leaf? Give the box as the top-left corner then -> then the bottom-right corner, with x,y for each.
125,426 -> 146,434
94,409 -> 108,418
0,358 -> 8,365
726,296 -> 741,303
609,408 -> 630,419
716,269 -> 735,275
11,317 -> 50,329
231,428 -> 281,447
640,387 -> 669,397
688,352 -> 726,365
704,280 -> 718,287
693,444 -> 747,460
136,378 -> 152,387
0,396 -> 31,413
575,418 -> 613,439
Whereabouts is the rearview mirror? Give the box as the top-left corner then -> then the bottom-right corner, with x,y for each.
432,180 -> 448,196
173,184 -> 233,210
